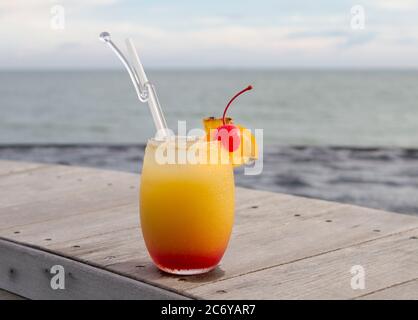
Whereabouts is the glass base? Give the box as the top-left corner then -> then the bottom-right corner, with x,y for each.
157,264 -> 217,275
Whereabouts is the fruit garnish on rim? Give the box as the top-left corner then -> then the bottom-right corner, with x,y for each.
203,85 -> 258,167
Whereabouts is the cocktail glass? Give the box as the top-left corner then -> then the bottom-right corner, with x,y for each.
140,137 -> 235,275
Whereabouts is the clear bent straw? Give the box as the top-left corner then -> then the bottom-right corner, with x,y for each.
99,32 -> 170,139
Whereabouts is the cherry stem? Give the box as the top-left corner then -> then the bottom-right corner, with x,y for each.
222,85 -> 253,125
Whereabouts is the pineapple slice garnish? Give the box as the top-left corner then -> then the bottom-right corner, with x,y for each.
203,117 -> 258,167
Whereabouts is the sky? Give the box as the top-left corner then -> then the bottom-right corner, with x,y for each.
1,0 -> 418,69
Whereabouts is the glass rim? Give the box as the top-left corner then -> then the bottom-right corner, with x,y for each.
147,135 -> 221,147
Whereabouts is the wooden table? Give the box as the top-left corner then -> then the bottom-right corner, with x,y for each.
1,160 -> 417,300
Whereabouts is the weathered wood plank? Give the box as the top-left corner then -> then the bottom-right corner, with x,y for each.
187,229 -> 418,299
0,238 -> 189,300
2,203 -> 139,246
0,288 -> 24,300
61,202 -> 418,295
3,183 -> 418,295
0,165 -> 139,230
0,160 -> 46,176
358,279 -> 418,300
1,160 -> 418,299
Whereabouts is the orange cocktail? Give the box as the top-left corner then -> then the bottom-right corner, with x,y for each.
140,137 -> 235,275
100,35 -> 256,276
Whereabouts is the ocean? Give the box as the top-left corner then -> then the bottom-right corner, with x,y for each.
1,70 -> 417,215
1,70 -> 418,146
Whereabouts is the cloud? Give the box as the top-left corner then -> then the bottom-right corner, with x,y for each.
1,0 -> 418,68
0,0 -> 120,11
287,30 -> 346,39
341,32 -> 378,47
192,16 -> 230,27
368,0 -> 418,11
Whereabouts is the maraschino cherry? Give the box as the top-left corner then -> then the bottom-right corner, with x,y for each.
215,85 -> 253,152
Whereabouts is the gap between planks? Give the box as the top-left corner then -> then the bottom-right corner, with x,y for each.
186,224 -> 418,292
355,277 -> 418,299
188,228 -> 418,299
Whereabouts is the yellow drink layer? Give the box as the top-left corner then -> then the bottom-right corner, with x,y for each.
140,137 -> 235,271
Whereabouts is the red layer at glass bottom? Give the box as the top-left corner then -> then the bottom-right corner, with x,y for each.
150,251 -> 223,272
